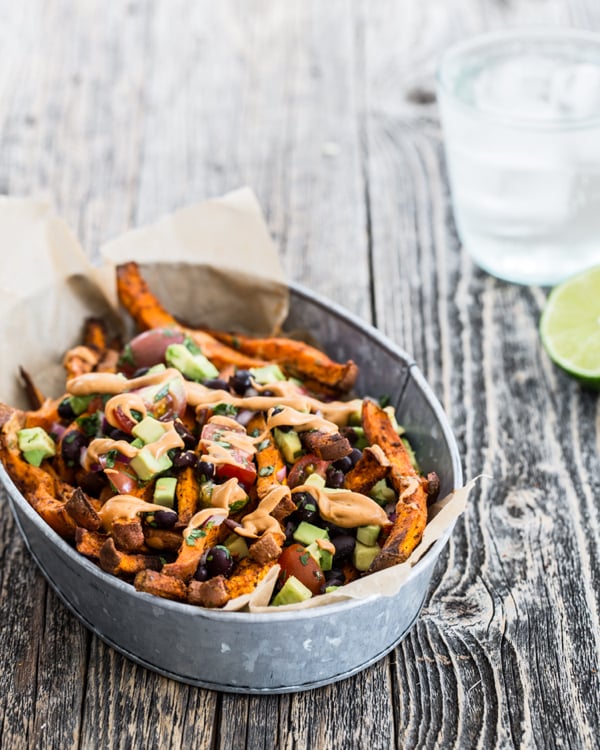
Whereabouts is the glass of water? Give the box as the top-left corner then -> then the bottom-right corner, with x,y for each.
437,28 -> 600,286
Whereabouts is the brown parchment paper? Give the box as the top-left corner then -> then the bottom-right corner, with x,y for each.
97,187 -> 288,339
0,189 -> 472,613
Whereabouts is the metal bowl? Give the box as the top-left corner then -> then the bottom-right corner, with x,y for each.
0,283 -> 462,693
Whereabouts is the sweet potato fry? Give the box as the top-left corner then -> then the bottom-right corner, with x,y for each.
162,517 -> 224,581
247,413 -> 286,499
187,557 -> 277,608
65,487 -> 102,531
343,446 -> 390,494
361,399 -> 428,572
143,527 -> 183,551
207,330 -> 358,394
111,518 -> 146,552
301,430 -> 352,461
225,557 -> 277,600
82,317 -> 108,354
63,345 -> 100,380
116,262 -> 263,370
134,569 -> 188,602
99,537 -> 161,578
175,465 -> 200,525
75,528 -> 107,559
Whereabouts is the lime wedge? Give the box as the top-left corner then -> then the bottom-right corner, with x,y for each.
539,265 -> 600,388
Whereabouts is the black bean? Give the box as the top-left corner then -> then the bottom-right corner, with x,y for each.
341,426 -> 359,445
322,520 -> 347,538
173,450 -> 198,469
194,564 -> 210,582
61,431 -> 87,466
132,366 -> 150,378
332,534 -> 356,563
204,378 -> 230,391
349,448 -> 363,467
154,509 -> 178,529
205,545 -> 234,578
326,466 -> 345,489
196,460 -> 215,481
325,568 -> 346,587
229,370 -> 252,395
109,428 -> 133,443
292,492 -> 321,525
285,520 -> 296,545
57,398 -> 76,421
174,420 -> 196,450
333,455 -> 353,474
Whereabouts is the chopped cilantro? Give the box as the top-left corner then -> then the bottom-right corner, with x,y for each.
229,497 -> 248,513
159,556 -> 167,566
185,528 -> 207,546
256,439 -> 270,452
76,412 -> 101,438
299,552 -> 311,566
378,394 -> 391,408
215,440 -> 232,449
104,449 -> 119,469
259,465 -> 274,477
250,428 -> 261,438
231,336 -> 240,350
64,432 -> 79,444
213,403 -> 238,417
154,382 -> 171,402
130,409 -> 144,422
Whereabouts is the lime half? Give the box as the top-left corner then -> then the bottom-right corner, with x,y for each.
540,265 -> 600,388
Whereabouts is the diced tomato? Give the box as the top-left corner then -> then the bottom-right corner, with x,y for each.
201,422 -> 257,488
104,467 -> 138,494
287,454 -> 330,489
277,543 -> 325,595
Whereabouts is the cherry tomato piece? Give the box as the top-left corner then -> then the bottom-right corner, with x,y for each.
287,454 -> 330,489
201,423 -> 257,488
277,543 -> 325,595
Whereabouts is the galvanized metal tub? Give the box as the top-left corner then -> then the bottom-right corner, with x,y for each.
1,283 -> 462,694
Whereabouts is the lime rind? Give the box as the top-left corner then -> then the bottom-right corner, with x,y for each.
539,265 -> 600,386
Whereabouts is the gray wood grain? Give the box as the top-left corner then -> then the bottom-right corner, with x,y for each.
1,0 -> 600,748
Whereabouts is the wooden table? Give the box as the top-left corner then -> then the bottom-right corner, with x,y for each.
1,1 -> 599,748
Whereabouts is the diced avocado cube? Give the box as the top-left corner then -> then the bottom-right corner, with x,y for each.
306,541 -> 333,571
273,427 -> 303,464
132,416 -> 166,444
165,343 -> 219,381
249,364 -> 286,384
18,427 -> 56,466
69,394 -> 93,416
293,521 -> 329,546
271,575 -> 313,606
224,533 -> 249,560
153,476 -> 177,507
130,446 -> 172,481
356,524 -> 381,547
353,540 -> 381,572
304,472 -> 326,489
130,437 -> 145,449
325,585 -> 341,593
369,479 -> 396,506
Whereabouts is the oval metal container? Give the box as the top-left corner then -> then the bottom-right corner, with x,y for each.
0,283 -> 462,694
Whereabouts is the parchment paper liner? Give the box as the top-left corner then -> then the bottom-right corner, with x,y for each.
0,191 -> 471,613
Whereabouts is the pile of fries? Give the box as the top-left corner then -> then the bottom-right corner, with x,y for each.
0,262 -> 439,609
